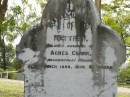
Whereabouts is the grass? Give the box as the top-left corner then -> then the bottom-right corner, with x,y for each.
0,79 -> 130,97
118,91 -> 130,97
118,95 -> 130,97
0,79 -> 24,97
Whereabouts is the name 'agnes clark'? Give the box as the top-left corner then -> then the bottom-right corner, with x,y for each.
50,50 -> 91,56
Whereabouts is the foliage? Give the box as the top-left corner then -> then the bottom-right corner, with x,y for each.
37,0 -> 47,8
102,0 -> 130,46
0,68 -> 4,72
8,73 -> 17,79
0,0 -> 9,70
12,59 -> 23,70
0,11 -> 18,70
118,65 -> 130,84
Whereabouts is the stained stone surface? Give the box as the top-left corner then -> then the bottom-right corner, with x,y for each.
16,0 -> 126,97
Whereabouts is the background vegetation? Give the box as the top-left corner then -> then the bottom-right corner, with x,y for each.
0,0 -> 130,97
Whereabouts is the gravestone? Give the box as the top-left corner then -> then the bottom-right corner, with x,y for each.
16,0 -> 126,97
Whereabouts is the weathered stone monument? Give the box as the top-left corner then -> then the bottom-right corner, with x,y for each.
17,0 -> 126,97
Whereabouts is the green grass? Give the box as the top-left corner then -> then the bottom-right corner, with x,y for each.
118,92 -> 130,97
0,79 -> 24,97
118,95 -> 130,97
0,79 -> 130,97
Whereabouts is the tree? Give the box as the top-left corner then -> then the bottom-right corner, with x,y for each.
0,0 -> 46,71
0,0 -> 23,70
95,0 -> 101,19
102,0 -> 130,46
0,0 -> 9,70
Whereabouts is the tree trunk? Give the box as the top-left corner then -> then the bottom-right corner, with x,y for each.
95,0 -> 101,19
0,0 -> 8,70
0,0 -> 8,21
2,38 -> 6,70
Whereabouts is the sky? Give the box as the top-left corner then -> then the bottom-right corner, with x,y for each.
103,0 -> 112,3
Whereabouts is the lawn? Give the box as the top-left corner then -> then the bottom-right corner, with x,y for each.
118,91 -> 130,97
0,79 -> 24,97
0,79 -> 130,97
118,95 -> 130,97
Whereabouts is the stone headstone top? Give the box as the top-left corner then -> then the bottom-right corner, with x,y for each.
17,0 -> 126,97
